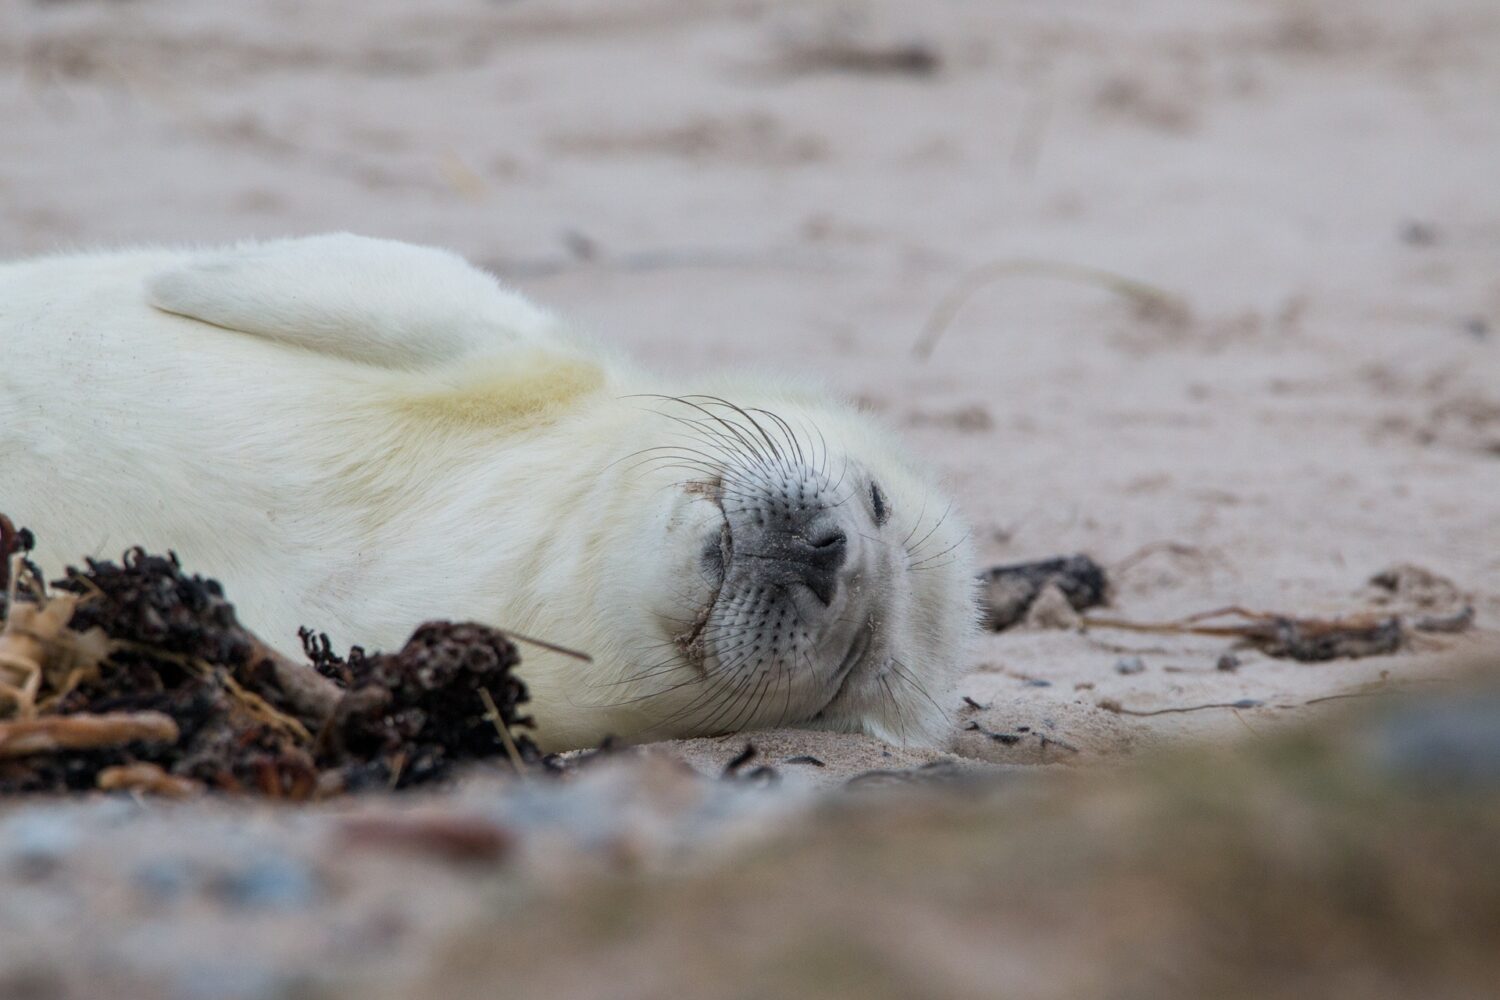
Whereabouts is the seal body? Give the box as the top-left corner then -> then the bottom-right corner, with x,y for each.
1,235 -> 977,750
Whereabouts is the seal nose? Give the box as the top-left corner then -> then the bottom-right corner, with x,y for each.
791,525 -> 847,606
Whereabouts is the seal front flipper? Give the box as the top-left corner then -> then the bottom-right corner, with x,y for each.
147,233 -> 560,369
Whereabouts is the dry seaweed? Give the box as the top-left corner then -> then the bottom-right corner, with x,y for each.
1082,605 -> 1416,662
541,734 -> 631,776
776,39 -> 940,78
721,742 -> 779,785
0,519 -> 539,798
0,711 -> 179,756
314,621 -> 539,791
963,720 -> 1020,745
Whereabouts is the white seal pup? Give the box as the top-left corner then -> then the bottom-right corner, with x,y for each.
1,234 -> 977,750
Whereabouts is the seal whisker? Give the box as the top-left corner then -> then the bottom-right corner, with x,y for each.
611,617 -> 766,691
909,557 -> 964,574
826,451 -> 852,504
662,396 -> 780,474
879,674 -> 910,747
811,417 -> 832,483
649,412 -> 761,472
853,530 -> 895,550
622,437 -> 781,501
905,501 -> 955,559
640,406 -> 759,470
908,530 -> 972,570
900,495 -> 931,548
889,657 -> 950,723
602,442 -> 721,475
703,658 -> 770,736
689,396 -> 794,479
712,667 -> 763,737
589,661 -> 702,703
749,405 -> 806,470
646,658 -> 753,734
778,657 -> 795,726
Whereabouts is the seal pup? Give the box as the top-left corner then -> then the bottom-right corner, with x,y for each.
1,234 -> 977,750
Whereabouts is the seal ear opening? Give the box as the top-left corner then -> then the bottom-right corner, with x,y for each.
388,348 -> 606,430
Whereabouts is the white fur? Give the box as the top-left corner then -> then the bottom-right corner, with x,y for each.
1,234 -> 977,750
148,234 -> 559,367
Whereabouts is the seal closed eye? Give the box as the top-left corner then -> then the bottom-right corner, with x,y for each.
1,233 -> 979,751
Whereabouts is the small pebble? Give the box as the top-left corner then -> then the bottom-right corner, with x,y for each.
1023,678 -> 1051,688
783,755 -> 826,767
133,858 -> 197,902
1366,694 -> 1500,787
212,855 -> 319,911
1216,653 -> 1242,672
1114,656 -> 1146,675
963,721 -> 1021,745
1399,220 -> 1439,246
4,813 -> 82,876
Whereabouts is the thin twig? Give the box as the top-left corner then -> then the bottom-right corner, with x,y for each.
479,687 -> 527,777
496,629 -> 593,663
111,641 -> 313,741
1097,697 -> 1264,717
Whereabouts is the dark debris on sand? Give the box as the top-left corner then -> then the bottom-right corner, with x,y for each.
305,622 -> 539,791
0,520 -> 537,798
979,554 -> 1110,631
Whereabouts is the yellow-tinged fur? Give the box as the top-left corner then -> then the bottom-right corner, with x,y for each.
390,349 -> 607,430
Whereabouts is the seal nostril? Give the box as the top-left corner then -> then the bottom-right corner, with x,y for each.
811,529 -> 847,551
794,527 -> 847,606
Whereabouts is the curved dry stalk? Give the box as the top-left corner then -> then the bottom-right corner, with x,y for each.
96,762 -> 203,798
112,640 -> 317,741
0,594 -> 86,719
0,711 -> 179,757
913,257 -> 1191,359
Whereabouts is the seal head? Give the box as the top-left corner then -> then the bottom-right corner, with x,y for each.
591,394 -> 978,748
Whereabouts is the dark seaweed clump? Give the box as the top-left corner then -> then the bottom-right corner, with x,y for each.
0,535 -> 535,798
307,622 -> 539,790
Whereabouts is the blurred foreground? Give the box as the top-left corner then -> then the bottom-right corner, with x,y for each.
1,656 -> 1496,999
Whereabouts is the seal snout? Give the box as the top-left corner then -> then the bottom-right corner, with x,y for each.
725,503 -> 851,608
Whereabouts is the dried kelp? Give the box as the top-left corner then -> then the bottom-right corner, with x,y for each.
0,519 -> 537,798
310,621 -> 539,792
1082,605 -> 1427,662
